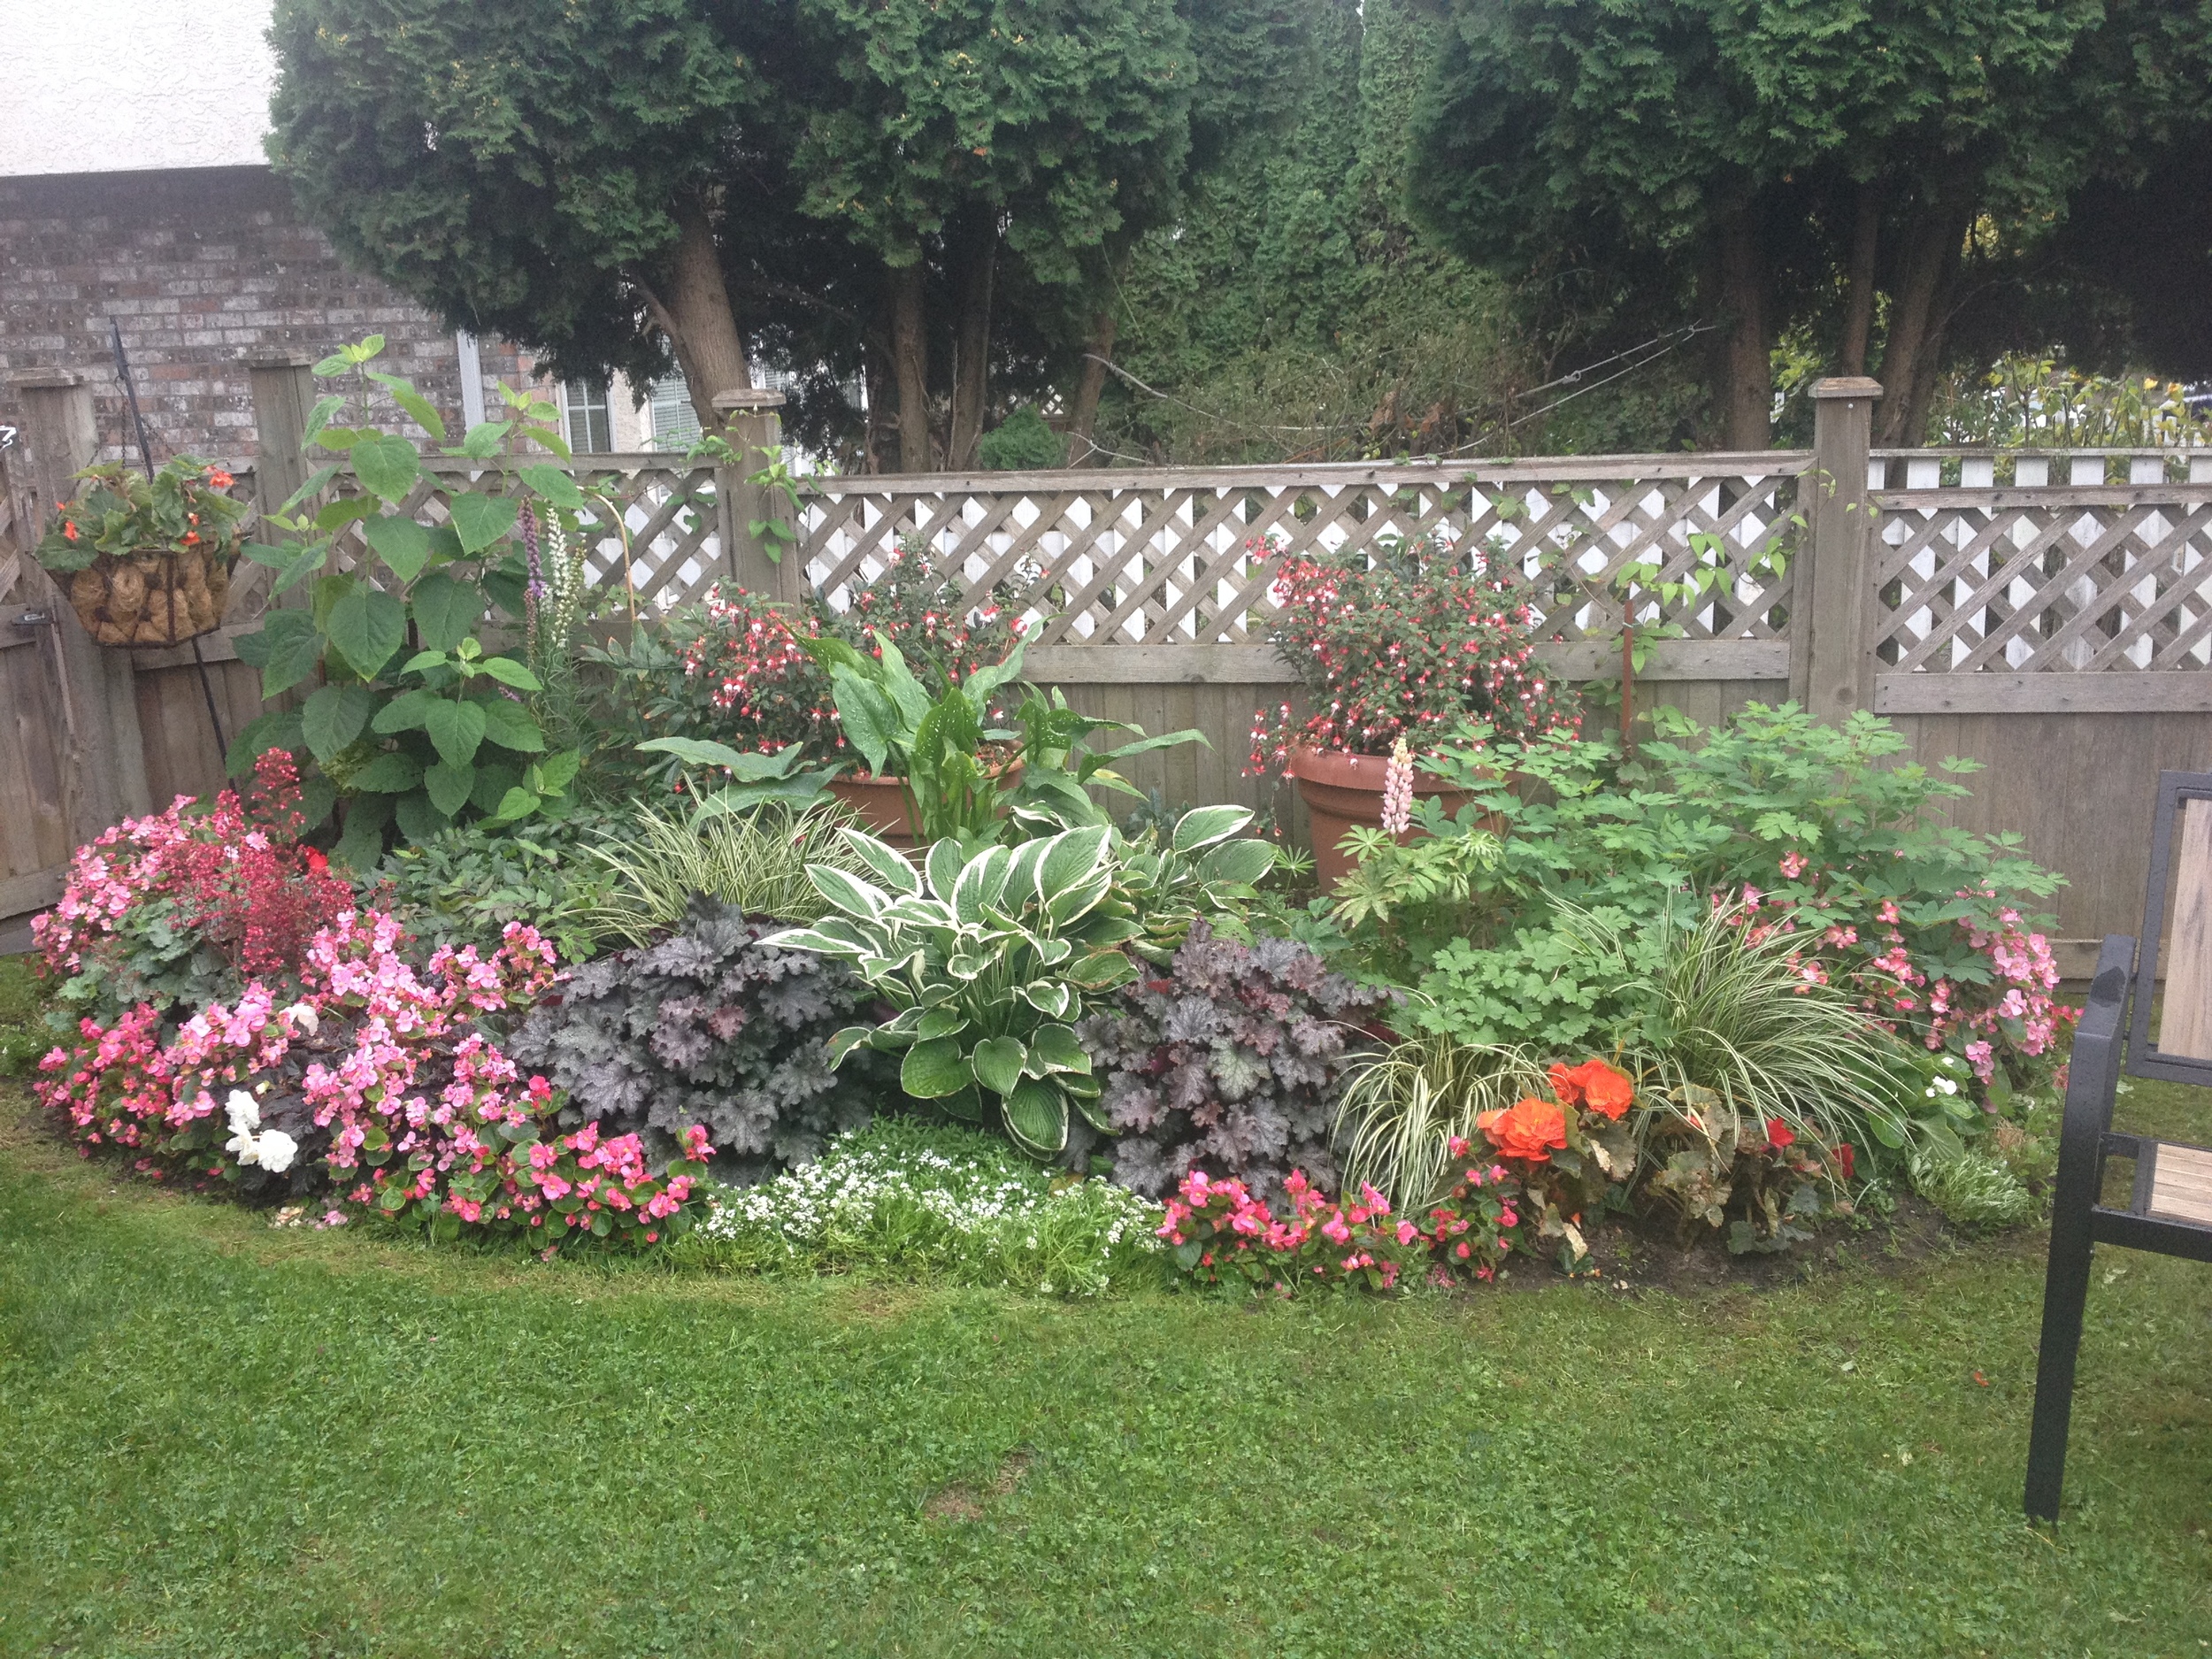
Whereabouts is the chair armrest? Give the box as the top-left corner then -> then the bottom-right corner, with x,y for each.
2052,934 -> 2135,1217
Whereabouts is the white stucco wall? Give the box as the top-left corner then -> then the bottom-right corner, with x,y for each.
0,0 -> 277,177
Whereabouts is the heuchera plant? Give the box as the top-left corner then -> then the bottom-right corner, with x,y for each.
509,895 -> 889,1182
34,749 -> 356,1023
35,904 -> 714,1249
1248,534 -> 1580,769
1078,921 -> 1396,1203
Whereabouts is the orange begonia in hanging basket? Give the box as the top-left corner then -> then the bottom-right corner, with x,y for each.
35,457 -> 246,646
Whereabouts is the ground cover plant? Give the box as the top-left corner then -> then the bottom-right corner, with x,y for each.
680,1117 -> 1164,1294
2,1071 -> 2208,1655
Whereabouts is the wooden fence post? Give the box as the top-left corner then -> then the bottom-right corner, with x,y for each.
242,350 -> 321,618
1790,376 -> 1883,721
11,369 -> 152,834
712,388 -> 800,601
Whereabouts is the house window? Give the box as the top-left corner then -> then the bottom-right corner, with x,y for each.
563,380 -> 612,453
646,373 -> 701,452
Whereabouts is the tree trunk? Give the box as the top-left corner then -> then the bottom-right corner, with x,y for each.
1067,305 -> 1118,467
887,261 -> 933,472
861,335 -> 894,474
1713,210 -> 1772,450
1839,182 -> 1882,376
1874,202 -> 1971,445
631,200 -> 750,430
946,216 -> 998,470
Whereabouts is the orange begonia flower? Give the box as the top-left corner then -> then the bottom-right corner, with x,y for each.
1549,1057 -> 1635,1120
1477,1096 -> 1569,1164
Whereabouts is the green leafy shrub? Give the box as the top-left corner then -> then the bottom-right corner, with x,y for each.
508,895 -> 889,1182
680,1118 -> 1164,1295
0,955 -> 51,1079
367,807 -> 618,964
976,406 -> 1068,471
1079,921 -> 1395,1204
227,335 -> 587,862
1382,705 -> 2072,1098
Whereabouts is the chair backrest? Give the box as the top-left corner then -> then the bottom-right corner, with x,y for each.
2127,769 -> 2212,1084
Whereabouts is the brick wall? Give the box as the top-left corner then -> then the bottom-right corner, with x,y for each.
0,165 -> 535,465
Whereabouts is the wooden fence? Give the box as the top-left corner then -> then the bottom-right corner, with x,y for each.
6,363 -> 2212,972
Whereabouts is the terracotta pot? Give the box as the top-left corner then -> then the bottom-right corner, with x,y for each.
826,762 -> 1025,853
1287,744 -> 1491,891
65,544 -> 232,647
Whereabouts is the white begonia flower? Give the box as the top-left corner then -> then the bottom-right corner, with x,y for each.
279,1002 -> 319,1037
227,1127 -> 262,1165
1932,1076 -> 1958,1095
255,1130 -> 299,1175
226,1089 -> 261,1136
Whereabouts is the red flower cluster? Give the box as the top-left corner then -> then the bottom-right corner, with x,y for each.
1248,537 -> 1581,771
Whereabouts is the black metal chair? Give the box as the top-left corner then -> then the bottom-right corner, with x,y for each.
2025,769 -> 2212,1520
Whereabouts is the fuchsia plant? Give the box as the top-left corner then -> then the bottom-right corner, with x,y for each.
36,904 -> 715,1250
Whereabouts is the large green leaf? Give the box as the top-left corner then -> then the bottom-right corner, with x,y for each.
476,656 -> 543,690
1037,826 -> 1111,901
1198,839 -> 1279,886
446,491 -> 518,554
971,1035 -> 1027,1097
410,572 -> 482,651
349,750 -> 424,793
916,1007 -> 968,1041
520,464 -> 585,508
364,515 -> 434,583
371,687 -> 436,734
350,434 -> 422,503
326,587 -> 407,678
422,698 -> 487,768
938,1082 -> 985,1124
638,736 -> 803,780
1001,1077 -> 1069,1157
478,697 -> 545,754
424,758 -> 476,817
827,667 -> 898,776
247,610 -> 326,698
365,370 -> 447,443
333,793 -> 392,870
530,749 -> 581,795
301,683 -> 374,763
392,790 -> 451,844
900,1038 -> 972,1099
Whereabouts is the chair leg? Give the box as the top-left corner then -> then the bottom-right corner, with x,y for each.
2024,1221 -> 2092,1520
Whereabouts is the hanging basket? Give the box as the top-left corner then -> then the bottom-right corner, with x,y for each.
65,545 -> 232,647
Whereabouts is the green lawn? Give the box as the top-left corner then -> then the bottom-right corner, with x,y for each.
2,1082 -> 2208,1657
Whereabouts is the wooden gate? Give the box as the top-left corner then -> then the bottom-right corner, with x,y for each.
0,444 -> 73,923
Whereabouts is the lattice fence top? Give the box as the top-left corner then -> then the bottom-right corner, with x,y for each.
793,454 -> 1809,649
312,455 -> 723,616
1874,451 -> 2212,674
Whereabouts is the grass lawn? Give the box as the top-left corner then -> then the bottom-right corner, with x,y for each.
2,1071 -> 2209,1657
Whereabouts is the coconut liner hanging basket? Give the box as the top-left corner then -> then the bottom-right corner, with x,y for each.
65,544 -> 234,646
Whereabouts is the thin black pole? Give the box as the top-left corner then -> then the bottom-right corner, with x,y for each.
111,319 -> 227,760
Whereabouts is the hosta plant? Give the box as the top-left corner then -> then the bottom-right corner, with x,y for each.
764,826 -> 1142,1159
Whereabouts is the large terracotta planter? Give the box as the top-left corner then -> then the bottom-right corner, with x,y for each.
1287,744 -> 1484,891
826,763 -> 1024,853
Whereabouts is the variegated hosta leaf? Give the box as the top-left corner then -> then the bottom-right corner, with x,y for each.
1064,950 -> 1138,991
757,926 -> 862,958
1035,826 -> 1111,902
1069,915 -> 1143,947
925,839 -> 969,902
1023,1022 -> 1091,1077
1018,981 -> 1073,1019
1046,870 -> 1113,926
901,1037 -> 972,1098
948,953 -> 988,981
939,1081 -> 985,1124
1032,936 -> 1074,967
1005,836 -> 1051,900
806,863 -> 888,918
1171,803 -> 1255,854
951,844 -> 1015,926
824,1025 -> 873,1070
917,1006 -> 968,1041
837,826 -> 922,896
1002,1076 -> 1069,1157
1069,1082 -> 1115,1135
883,896 -> 955,929
971,1035 -> 1027,1096
1197,838 -> 1278,885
